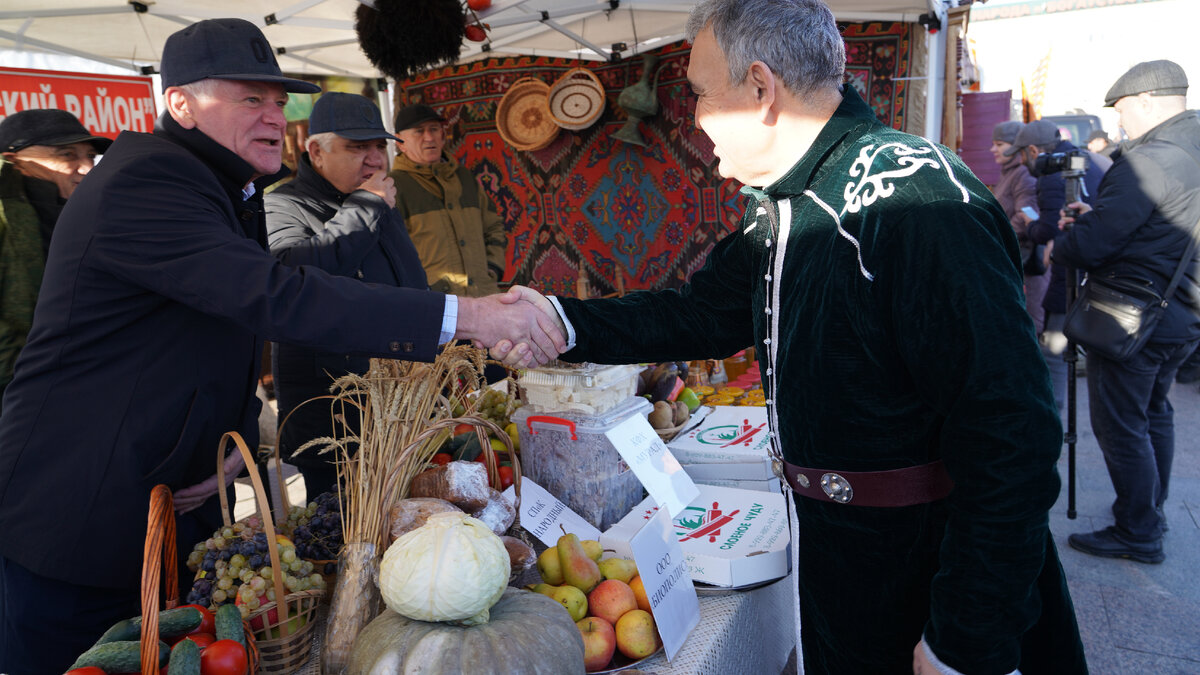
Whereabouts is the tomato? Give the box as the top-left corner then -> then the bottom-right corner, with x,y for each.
464,24 -> 488,42
453,423 -> 475,437
467,0 -> 492,10
65,668 -> 106,675
180,603 -> 217,636
183,632 -> 217,649
431,452 -> 452,466
497,465 -> 514,489
200,639 -> 248,675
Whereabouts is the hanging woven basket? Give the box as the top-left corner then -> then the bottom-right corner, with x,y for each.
548,67 -> 606,131
495,78 -> 559,151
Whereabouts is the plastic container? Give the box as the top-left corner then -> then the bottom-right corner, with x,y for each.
513,396 -> 651,530
517,363 -> 641,415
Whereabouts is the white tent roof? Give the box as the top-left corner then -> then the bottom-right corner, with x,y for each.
0,0 -> 938,80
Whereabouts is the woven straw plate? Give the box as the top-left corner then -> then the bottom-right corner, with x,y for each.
548,67 -> 606,131
496,78 -> 559,151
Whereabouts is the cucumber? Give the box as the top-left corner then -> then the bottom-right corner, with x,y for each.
168,636 -> 202,675
214,603 -> 245,647
71,639 -> 170,672
94,606 -> 203,645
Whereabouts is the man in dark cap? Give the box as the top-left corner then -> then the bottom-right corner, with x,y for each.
1086,128 -> 1117,158
1055,59 -> 1200,564
266,92 -> 428,499
389,103 -> 508,298
0,109 -> 111,409
1006,118 -> 1107,416
0,19 -> 562,674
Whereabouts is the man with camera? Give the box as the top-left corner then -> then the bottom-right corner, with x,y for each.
1054,60 -> 1200,564
1005,120 -> 1107,414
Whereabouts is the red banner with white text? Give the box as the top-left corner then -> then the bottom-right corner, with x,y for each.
0,67 -> 157,139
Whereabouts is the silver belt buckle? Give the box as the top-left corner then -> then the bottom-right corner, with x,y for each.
820,472 -> 853,504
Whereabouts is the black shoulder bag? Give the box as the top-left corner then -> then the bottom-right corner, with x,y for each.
1063,215 -> 1200,362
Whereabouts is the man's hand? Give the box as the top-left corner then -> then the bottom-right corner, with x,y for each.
456,287 -> 567,367
173,450 -> 246,514
488,286 -> 567,368
1058,201 -> 1091,229
358,171 -> 396,209
912,641 -> 936,674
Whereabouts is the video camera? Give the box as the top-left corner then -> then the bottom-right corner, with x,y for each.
1032,148 -> 1089,218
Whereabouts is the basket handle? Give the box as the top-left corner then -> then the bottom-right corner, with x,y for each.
139,484 -> 178,674
217,431 -> 293,635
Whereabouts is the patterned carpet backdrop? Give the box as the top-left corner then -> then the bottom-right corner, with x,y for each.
399,22 -> 911,297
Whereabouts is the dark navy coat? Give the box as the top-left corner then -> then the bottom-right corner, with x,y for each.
0,114 -> 445,589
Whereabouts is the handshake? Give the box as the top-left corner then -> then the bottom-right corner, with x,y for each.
455,285 -> 567,368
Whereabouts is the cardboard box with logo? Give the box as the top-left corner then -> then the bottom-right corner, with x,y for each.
600,484 -> 790,588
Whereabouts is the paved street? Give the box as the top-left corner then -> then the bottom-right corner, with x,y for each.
1055,368 -> 1200,673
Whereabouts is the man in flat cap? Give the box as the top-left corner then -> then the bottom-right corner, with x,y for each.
266,92 -> 428,499
0,19 -> 562,674
990,119 -> 1046,331
0,109 -> 110,410
1055,59 -> 1200,564
390,103 -> 508,299
1006,118 -> 1107,415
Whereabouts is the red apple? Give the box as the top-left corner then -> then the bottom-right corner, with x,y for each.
464,23 -> 487,42
586,579 -> 638,626
576,616 -> 617,672
467,0 -> 492,10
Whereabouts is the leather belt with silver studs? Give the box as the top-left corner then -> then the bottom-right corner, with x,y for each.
778,458 -> 953,507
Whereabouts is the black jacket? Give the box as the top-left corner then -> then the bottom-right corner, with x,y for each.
1026,140 -> 1106,313
0,114 -> 445,589
266,155 -> 428,456
1052,110 -> 1200,342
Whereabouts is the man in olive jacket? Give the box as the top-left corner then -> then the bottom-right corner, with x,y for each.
0,110 -> 109,409
389,104 -> 507,296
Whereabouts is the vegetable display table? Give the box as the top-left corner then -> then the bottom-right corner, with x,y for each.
294,575 -> 794,674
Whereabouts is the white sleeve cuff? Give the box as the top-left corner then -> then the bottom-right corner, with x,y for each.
920,638 -> 1019,675
439,294 -> 457,345
545,295 -> 577,352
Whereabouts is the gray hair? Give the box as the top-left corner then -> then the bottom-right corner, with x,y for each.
172,78 -> 221,99
306,132 -> 338,154
685,0 -> 845,97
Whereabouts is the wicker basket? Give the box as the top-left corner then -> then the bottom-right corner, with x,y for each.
548,67 -> 606,131
217,432 -> 324,673
495,77 -> 559,151
140,484 -> 260,674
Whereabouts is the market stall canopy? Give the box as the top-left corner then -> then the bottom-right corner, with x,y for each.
0,0 -> 941,80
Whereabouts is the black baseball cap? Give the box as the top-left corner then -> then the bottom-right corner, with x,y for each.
308,93 -> 399,141
160,18 -> 321,94
1003,119 -> 1060,157
0,109 -> 112,154
393,104 -> 445,132
1104,60 -> 1188,107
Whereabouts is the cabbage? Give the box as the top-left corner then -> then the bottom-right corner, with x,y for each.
378,510 -> 509,623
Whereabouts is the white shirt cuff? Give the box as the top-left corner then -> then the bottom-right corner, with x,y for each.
439,294 -> 457,345
546,295 -> 577,352
920,638 -> 1019,675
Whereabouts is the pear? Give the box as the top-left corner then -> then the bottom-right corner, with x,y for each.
549,584 -> 588,621
537,546 -> 564,585
581,539 -> 603,562
529,583 -> 557,597
598,557 -> 638,584
557,532 -> 602,593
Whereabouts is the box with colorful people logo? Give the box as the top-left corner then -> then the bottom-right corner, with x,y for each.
666,406 -> 771,464
600,484 -> 791,588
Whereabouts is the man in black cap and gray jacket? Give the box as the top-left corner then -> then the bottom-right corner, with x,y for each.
1055,59 -> 1200,564
267,92 -> 429,499
0,19 -> 563,674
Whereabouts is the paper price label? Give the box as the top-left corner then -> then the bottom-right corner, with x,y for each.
604,414 -> 699,518
506,478 -> 601,547
629,507 -> 700,661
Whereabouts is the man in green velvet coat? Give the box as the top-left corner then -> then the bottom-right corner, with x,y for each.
493,1 -> 1088,672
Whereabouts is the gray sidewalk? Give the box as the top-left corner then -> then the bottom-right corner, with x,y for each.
1054,370 -> 1200,673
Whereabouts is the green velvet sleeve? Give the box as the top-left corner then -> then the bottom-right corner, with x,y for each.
877,198 -> 1064,671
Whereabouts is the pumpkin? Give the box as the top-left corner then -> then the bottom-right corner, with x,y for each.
346,588 -> 586,674
379,511 -> 509,624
